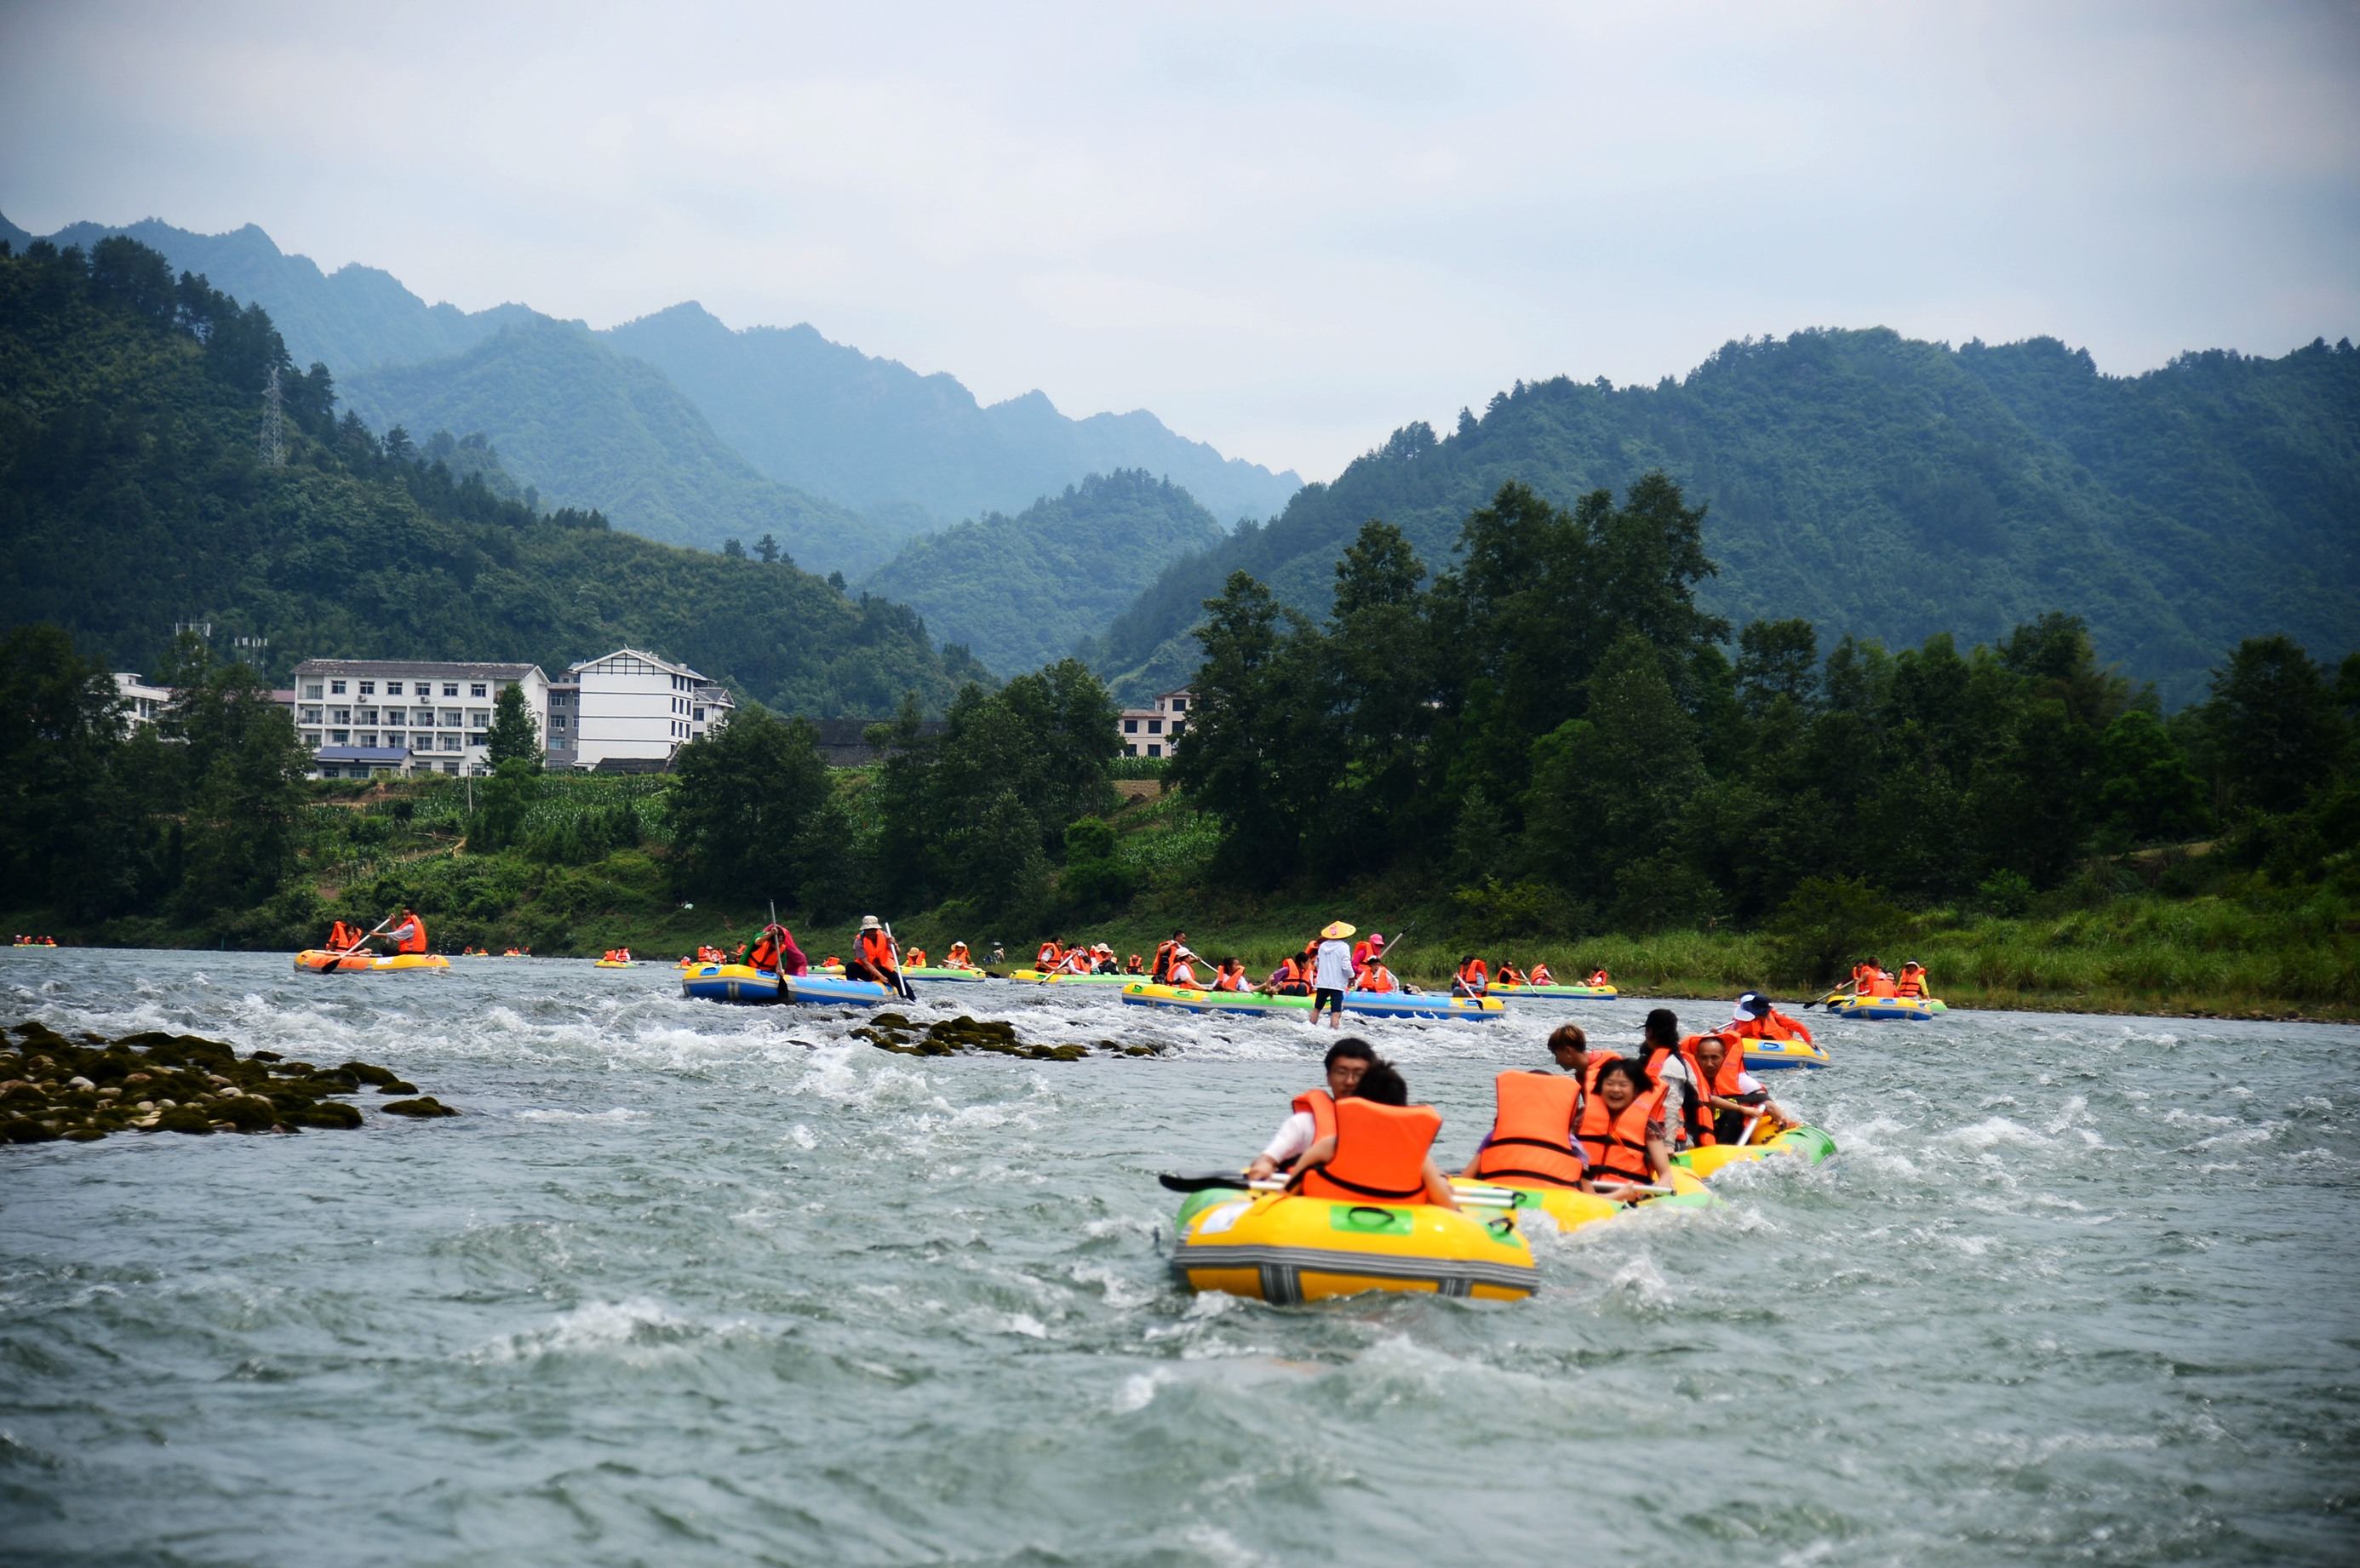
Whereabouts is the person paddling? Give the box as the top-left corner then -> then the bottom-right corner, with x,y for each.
1727,991 -> 1814,1044
749,921 -> 808,978
380,907 -> 428,956
846,915 -> 913,999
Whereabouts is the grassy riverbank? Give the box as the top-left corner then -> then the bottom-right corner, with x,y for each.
5,774 -> 2351,1023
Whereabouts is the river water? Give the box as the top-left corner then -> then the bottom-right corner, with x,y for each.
2,949 -> 2354,1566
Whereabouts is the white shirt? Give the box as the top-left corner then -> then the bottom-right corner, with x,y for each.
1260,1110 -> 1318,1164
1313,939 -> 1355,991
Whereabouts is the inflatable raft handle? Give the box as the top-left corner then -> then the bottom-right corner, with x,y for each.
1159,1170 -> 1252,1193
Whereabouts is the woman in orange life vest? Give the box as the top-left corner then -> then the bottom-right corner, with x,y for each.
1692,1033 -> 1790,1147
1262,951 -> 1309,996
947,941 -> 973,970
1166,946 -> 1203,987
1578,1057 -> 1675,1199
1453,955 -> 1490,996
1493,959 -> 1526,987
1350,931 -> 1385,975
1527,960 -> 1555,985
903,946 -> 928,970
1211,957 -> 1250,992
1351,956 -> 1400,993
1727,990 -> 1813,1044
1893,961 -> 1930,999
1460,1023 -> 1593,1189
748,922 -> 808,977
1125,953 -> 1143,974
1588,968 -> 1611,987
1037,939 -> 1063,970
1286,1062 -> 1462,1210
1246,1038 -> 1378,1181
327,919 -> 358,952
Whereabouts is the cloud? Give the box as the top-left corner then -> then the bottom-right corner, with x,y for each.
3,0 -> 2355,479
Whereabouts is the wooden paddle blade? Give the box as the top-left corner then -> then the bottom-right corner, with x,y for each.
1158,1170 -> 1251,1193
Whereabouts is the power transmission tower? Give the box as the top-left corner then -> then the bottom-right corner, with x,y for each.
260,365 -> 286,467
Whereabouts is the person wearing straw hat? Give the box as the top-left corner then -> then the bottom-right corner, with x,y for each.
1313,921 -> 1357,1029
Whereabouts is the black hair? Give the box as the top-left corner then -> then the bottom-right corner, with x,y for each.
1352,1062 -> 1409,1106
1643,1008 -> 1680,1050
1324,1037 -> 1379,1069
1460,953 -> 1476,965
1546,1023 -> 1589,1056
1595,1057 -> 1653,1095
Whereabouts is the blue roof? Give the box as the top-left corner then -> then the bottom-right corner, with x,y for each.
315,747 -> 410,763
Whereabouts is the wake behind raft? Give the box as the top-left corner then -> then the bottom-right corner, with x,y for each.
1165,1124 -> 1836,1305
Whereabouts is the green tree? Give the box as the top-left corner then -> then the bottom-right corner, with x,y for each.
669,707 -> 833,902
467,758 -> 541,855
0,625 -> 143,918
1764,875 -> 1905,987
485,682 -> 541,768
2094,710 -> 2210,847
2203,635 -> 2346,814
166,655 -> 311,918
1524,633 -> 1704,901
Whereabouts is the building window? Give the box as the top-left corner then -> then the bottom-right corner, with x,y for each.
1170,698 -> 1187,712
357,708 -> 377,724
356,732 -> 375,747
441,710 -> 461,727
303,682 -> 324,699
468,710 -> 490,726
387,681 -> 404,696
382,731 -> 403,748
470,683 -> 487,698
442,760 -> 460,775
469,731 -> 489,747
441,735 -> 461,752
1147,743 -> 1161,758
329,679 -> 347,695
318,765 -> 341,779
301,731 -> 321,747
1147,719 -> 1162,734
1122,718 -> 1138,733
1126,743 -> 1139,756
358,681 -> 375,696
300,707 -> 322,724
692,707 -> 705,721
330,730 -> 350,744
552,715 -> 567,730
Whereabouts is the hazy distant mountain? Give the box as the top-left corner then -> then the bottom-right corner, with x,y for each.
604,301 -> 1300,529
860,470 -> 1227,675
22,214 -> 534,374
1095,328 -> 2360,707
341,317 -> 901,579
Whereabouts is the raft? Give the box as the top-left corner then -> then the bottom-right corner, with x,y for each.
1006,969 -> 1134,985
1169,1188 -> 1538,1302
1489,982 -> 1621,999
1119,982 -> 1506,1021
1742,1036 -> 1831,1070
1829,994 -> 1943,1021
1675,1122 -> 1838,1179
593,959 -> 639,969
293,950 -> 450,972
902,965 -> 989,983
681,964 -> 905,1005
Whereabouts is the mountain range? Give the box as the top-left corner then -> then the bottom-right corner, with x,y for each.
0,213 -> 1297,587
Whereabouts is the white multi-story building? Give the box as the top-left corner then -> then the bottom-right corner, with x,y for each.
553,648 -> 736,770
289,659 -> 551,778
1116,689 -> 1192,758
112,672 -> 173,730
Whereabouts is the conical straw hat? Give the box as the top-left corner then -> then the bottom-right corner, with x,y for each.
1320,921 -> 1356,939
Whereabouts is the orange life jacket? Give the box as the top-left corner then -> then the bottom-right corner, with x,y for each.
1894,969 -> 1927,998
1357,965 -> 1397,993
948,943 -> 970,964
1528,964 -> 1555,984
1168,959 -> 1198,987
904,947 -> 927,969
1589,970 -> 1610,987
1469,1072 -> 1585,1188
394,914 -> 427,954
1496,964 -> 1525,987
860,930 -> 898,973
1038,941 -> 1061,968
1212,966 -> 1246,993
1870,974 -> 1899,998
328,921 -> 356,950
1126,954 -> 1143,973
1458,959 -> 1488,990
1732,1008 -> 1813,1044
749,930 -> 782,970
1292,1087 -> 1338,1146
1297,1098 -> 1442,1205
1152,940 -> 1178,982
1577,1091 -> 1658,1188
1674,1032 -> 1745,1147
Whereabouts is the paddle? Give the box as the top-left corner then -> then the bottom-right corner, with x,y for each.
329,915 -> 396,971
1800,985 -> 1849,1010
1158,1170 -> 1256,1193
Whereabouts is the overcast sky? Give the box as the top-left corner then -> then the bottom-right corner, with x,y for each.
3,1 -> 2355,481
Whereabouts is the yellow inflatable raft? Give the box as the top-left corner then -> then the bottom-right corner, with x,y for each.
293,950 -> 450,972
1170,1188 -> 1538,1302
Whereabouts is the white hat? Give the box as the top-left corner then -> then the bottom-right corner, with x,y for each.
859,915 -> 881,931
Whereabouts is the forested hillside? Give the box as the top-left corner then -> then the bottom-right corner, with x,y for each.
604,301 -> 1300,529
860,471 -> 1227,674
0,236 -> 982,715
1098,329 -> 2360,705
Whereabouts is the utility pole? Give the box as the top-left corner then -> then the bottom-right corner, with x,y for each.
260,365 -> 286,467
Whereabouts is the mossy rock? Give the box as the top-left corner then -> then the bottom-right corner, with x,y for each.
296,1102 -> 364,1130
380,1096 -> 459,1119
375,1081 -> 420,1095
152,1106 -> 217,1136
341,1061 -> 402,1088
867,1012 -> 914,1030
63,1127 -> 106,1142
3,1118 -> 59,1144
216,1096 -> 278,1133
